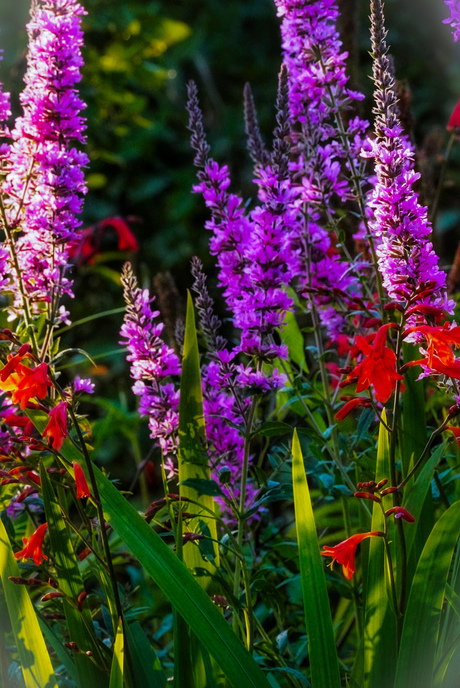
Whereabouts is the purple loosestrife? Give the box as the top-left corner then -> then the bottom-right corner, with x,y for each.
187,80 -> 294,388
444,1 -> 460,41
2,0 -> 88,323
191,258 -> 258,523
120,263 -> 181,470
0,53 -> 11,295
364,0 -> 452,314
273,0 -> 370,340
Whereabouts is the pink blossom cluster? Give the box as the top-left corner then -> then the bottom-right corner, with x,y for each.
444,0 -> 460,41
364,0 -> 452,314
2,0 -> 88,322
273,0 -> 369,340
120,263 -> 181,465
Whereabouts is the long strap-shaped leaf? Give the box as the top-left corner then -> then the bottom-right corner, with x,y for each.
363,410 -> 397,688
0,518 -> 58,688
178,291 -> 219,575
94,462 -> 270,688
292,429 -> 341,688
109,618 -> 124,688
394,500 -> 460,688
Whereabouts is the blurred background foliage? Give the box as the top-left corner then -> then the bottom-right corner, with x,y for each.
0,0 -> 460,486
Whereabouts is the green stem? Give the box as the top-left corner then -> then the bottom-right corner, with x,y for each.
232,399 -> 257,640
430,132 -> 456,228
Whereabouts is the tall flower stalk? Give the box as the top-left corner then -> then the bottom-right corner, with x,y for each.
1,0 -> 88,334
365,0 -> 452,316
120,262 -> 181,474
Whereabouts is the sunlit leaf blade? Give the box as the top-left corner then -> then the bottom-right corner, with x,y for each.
291,429 -> 341,688
394,500 -> 460,688
363,411 -> 397,688
92,461 -> 271,688
0,518 -> 58,688
178,292 -> 220,687
178,290 -> 219,578
109,618 -> 124,688
40,463 -> 109,687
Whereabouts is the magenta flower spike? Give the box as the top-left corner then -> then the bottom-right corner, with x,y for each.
364,0 -> 453,314
120,263 -> 181,464
444,0 -> 460,41
273,0 -> 369,340
3,0 -> 88,322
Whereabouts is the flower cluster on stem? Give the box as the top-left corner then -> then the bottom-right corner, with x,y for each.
120,262 -> 181,467
363,0 -> 452,315
1,0 -> 88,324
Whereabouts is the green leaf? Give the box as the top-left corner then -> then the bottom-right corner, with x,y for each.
402,443 -> 445,563
362,411 -> 397,688
109,618 -> 124,688
291,429 -> 341,688
40,463 -> 109,687
258,421 -> 293,437
178,292 -> 219,577
178,292 -> 220,688
445,583 -> 460,622
124,621 -> 167,688
179,478 -> 225,497
278,309 -> 308,373
38,617 -> 78,684
90,463 -> 271,688
394,500 -> 460,688
0,518 -> 58,688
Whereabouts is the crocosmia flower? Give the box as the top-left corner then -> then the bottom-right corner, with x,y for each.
341,324 -> 402,403
321,531 -> 382,580
0,362 -> 52,409
14,522 -> 48,566
72,461 -> 90,499
43,401 -> 68,451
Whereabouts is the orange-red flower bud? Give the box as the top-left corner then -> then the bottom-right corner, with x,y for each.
354,491 -> 380,502
380,486 -> 398,496
385,506 -> 415,523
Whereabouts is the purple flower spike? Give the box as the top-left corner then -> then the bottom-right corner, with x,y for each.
444,1 -> 460,41
3,0 -> 88,321
120,263 -> 181,462
366,0 -> 453,314
273,0 -> 369,339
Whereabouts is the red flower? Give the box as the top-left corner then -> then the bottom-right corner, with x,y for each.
405,323 -> 460,379
321,531 -> 382,580
14,523 -> 48,566
70,217 -> 138,265
448,98 -> 460,131
0,362 -> 52,409
43,401 -> 68,451
72,461 -> 90,499
341,324 -> 402,402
